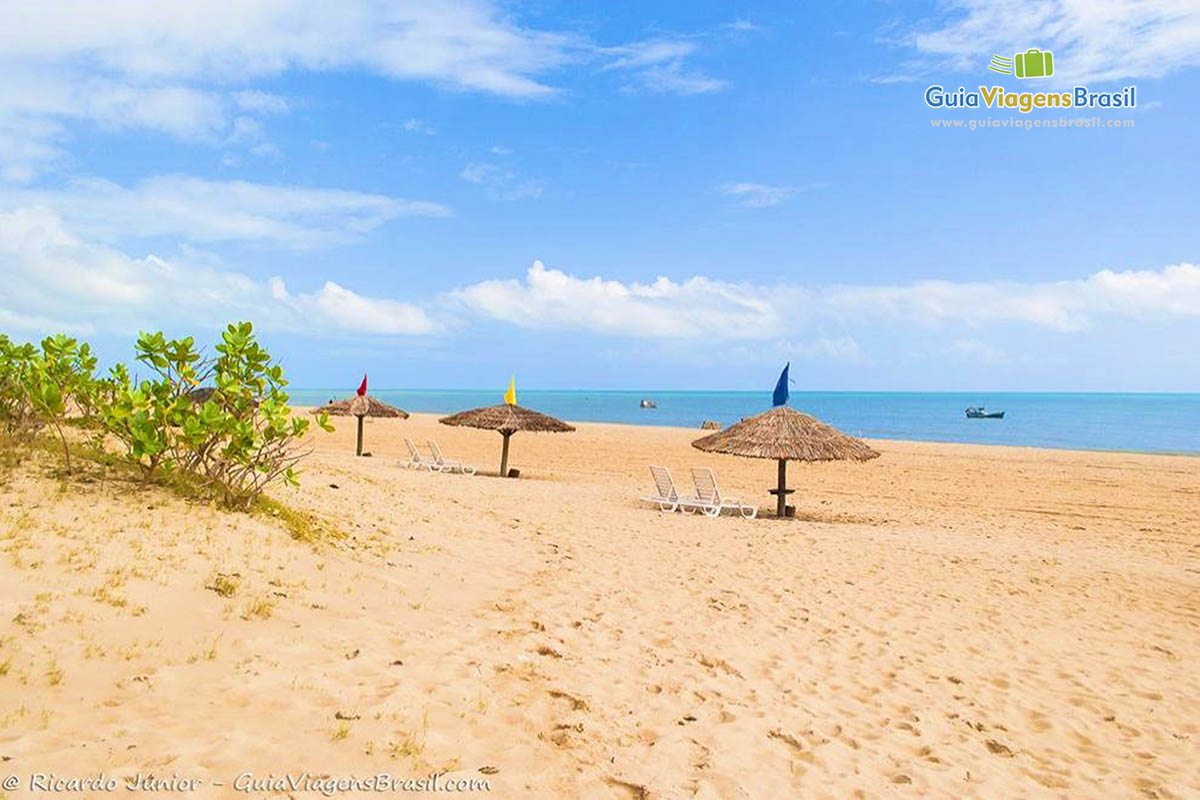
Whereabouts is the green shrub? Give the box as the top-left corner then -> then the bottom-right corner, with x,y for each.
195,322 -> 332,509
0,334 -> 41,444
26,335 -> 98,471
1,321 -> 330,509
99,332 -> 207,481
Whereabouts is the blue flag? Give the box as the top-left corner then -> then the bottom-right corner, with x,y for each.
772,363 -> 790,407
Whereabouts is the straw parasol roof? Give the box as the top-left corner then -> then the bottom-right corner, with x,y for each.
692,405 -> 877,462
187,387 -> 216,404
310,396 -> 409,418
439,404 -> 574,435
693,405 -> 877,518
439,403 -> 574,477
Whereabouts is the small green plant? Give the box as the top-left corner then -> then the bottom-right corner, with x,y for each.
20,335 -> 97,470
104,322 -> 332,508
0,335 -> 40,444
98,332 -> 203,482
200,322 -> 333,508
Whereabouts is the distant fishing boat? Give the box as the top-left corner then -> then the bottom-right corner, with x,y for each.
965,406 -> 1004,419
640,399 -> 657,408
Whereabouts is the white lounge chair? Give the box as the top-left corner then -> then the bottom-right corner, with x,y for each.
640,465 -> 698,513
690,467 -> 757,519
427,440 -> 476,475
402,437 -> 439,470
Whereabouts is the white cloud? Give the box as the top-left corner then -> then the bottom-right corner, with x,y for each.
402,118 -> 437,135
602,38 -> 726,95
459,163 -> 497,184
0,117 -> 64,183
823,265 -> 1200,331
269,279 -> 436,336
459,163 -> 543,200
449,260 -> 1200,341
228,116 -> 264,143
449,260 -> 785,339
0,307 -> 93,336
0,207 -> 437,336
233,90 -> 290,114
604,40 -> 698,71
945,338 -> 1008,364
724,20 -> 762,33
10,215 -> 1193,355
0,71 -> 229,139
248,142 -> 280,158
900,0 -> 1200,83
2,176 -> 451,248
779,336 -> 866,363
0,1 -> 574,94
721,182 -> 800,208
0,0 -> 581,178
0,3 -> 734,177
637,66 -> 727,95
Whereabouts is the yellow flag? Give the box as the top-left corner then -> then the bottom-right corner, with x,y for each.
504,375 -> 516,406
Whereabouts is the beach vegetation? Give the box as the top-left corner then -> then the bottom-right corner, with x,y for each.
0,321 -> 332,511
0,334 -> 97,471
252,496 -> 342,544
45,660 -> 63,686
0,334 -> 41,446
386,731 -> 426,761
206,572 -> 240,598
241,596 -> 276,620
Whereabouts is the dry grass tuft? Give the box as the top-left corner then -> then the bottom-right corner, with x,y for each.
206,572 -> 240,598
241,596 -> 276,621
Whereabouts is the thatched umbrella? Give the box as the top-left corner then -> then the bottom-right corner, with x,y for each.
309,375 -> 408,456
187,386 -> 217,404
310,396 -> 409,419
438,378 -> 574,477
692,365 -> 878,517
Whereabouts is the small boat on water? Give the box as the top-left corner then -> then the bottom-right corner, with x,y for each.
640,399 -> 657,409
965,406 -> 1004,419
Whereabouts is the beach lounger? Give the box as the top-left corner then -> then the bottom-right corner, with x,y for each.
690,467 -> 758,519
402,437 -> 439,470
427,440 -> 476,475
640,465 -> 698,513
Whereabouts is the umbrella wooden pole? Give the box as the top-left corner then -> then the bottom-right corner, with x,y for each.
355,414 -> 364,456
776,458 -> 787,517
499,432 -> 512,477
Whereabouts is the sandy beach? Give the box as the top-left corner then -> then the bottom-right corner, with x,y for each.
1,412 -> 1197,799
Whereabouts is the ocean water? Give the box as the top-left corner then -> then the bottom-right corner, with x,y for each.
289,390 -> 1200,455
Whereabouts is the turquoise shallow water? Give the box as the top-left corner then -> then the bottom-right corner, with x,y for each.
289,390 -> 1200,455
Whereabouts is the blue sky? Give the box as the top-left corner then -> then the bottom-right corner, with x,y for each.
1,0 -> 1198,391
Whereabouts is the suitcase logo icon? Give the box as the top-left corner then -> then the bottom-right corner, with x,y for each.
988,49 -> 1054,79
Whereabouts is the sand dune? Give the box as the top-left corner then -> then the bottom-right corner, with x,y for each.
1,413 -> 1197,798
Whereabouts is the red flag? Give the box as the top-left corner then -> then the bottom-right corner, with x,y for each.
356,374 -> 367,396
